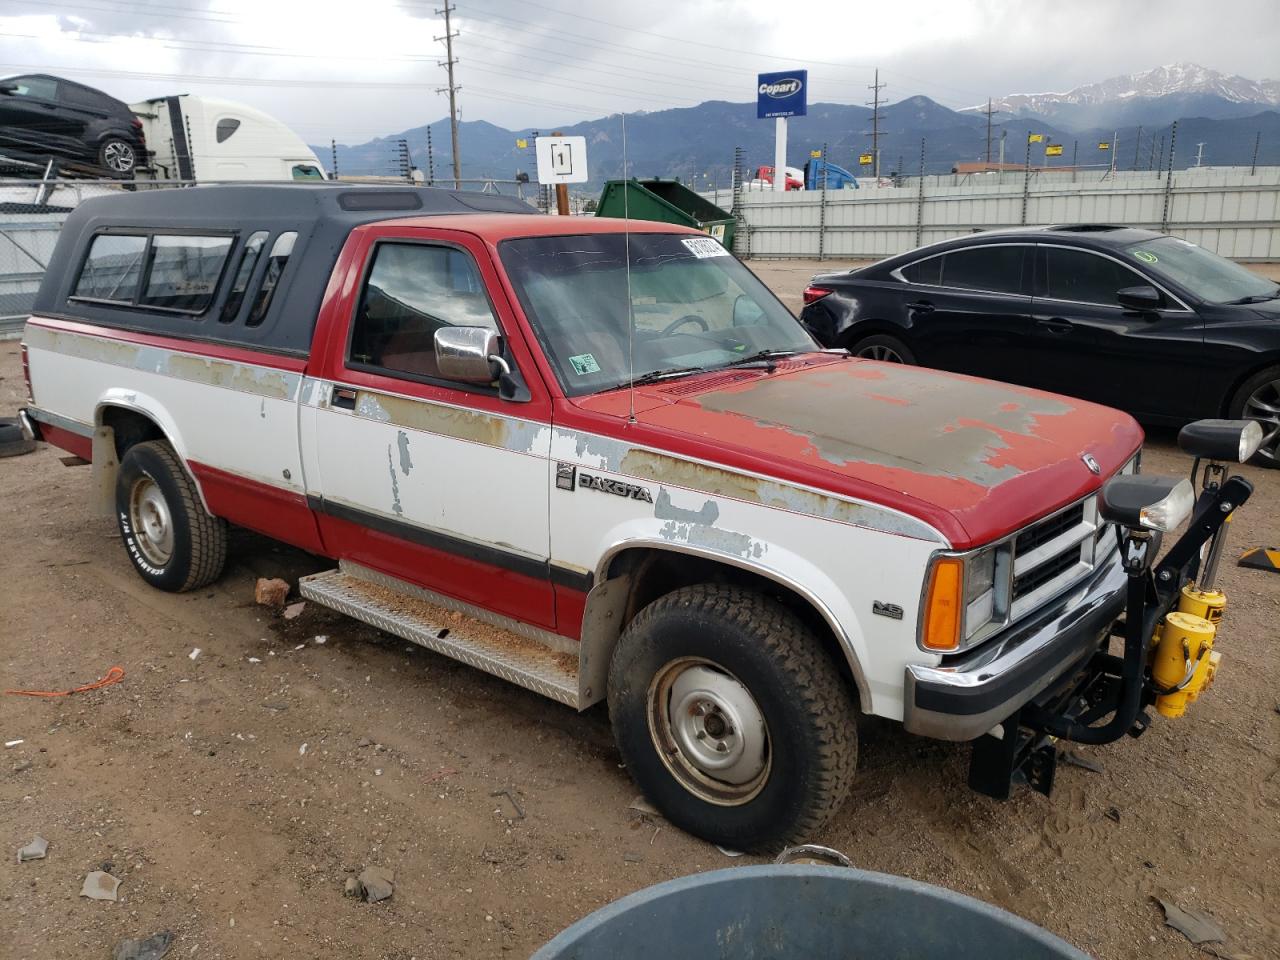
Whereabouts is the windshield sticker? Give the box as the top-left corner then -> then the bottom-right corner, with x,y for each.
681,236 -> 729,259
1133,250 -> 1158,264
569,353 -> 601,375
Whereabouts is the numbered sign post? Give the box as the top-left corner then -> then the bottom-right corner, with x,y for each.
535,134 -> 588,215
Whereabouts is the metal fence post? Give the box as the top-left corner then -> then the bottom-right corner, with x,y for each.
915,139 -> 926,246
1161,121 -> 1178,233
1021,133 -> 1032,225
818,142 -> 828,261
731,146 -> 746,259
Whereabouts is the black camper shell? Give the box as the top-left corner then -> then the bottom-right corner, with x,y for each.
34,184 -> 536,355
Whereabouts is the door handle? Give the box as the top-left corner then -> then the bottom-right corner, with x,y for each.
1035,318 -> 1073,335
906,300 -> 935,314
332,387 -> 357,410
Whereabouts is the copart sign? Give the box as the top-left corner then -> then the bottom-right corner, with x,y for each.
757,69 -> 808,119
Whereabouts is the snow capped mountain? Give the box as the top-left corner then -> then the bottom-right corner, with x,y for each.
966,63 -> 1280,118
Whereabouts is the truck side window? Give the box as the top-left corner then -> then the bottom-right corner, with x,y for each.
139,235 -> 234,313
245,231 -> 296,327
219,231 -> 268,323
73,234 -> 147,304
215,118 -> 240,143
349,242 -> 498,383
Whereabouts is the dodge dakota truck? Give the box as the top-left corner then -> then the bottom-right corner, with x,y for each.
17,184 -> 1259,851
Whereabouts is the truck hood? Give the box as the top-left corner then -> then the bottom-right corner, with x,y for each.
582,357 -> 1143,548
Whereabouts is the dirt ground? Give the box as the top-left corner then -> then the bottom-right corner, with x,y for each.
3,265 -> 1280,959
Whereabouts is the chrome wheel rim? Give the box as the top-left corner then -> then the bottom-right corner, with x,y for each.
129,475 -> 174,566
647,658 -> 770,806
103,141 -> 135,172
857,343 -> 905,363
1243,377 -> 1280,463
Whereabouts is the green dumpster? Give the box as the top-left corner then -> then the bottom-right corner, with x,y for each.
595,178 -> 735,249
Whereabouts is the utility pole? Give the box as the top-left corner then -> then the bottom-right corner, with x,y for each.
984,97 -> 994,165
866,69 -> 886,178
1133,125 -> 1142,170
435,1 -> 462,188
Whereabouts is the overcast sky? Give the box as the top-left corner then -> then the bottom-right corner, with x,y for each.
1,0 -> 1277,145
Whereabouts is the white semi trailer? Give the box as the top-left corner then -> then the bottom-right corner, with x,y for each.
131,94 -> 326,183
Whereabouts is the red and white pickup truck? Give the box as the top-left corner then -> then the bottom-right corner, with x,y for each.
17,185 -> 1258,850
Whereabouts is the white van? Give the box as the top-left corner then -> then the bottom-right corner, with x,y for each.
131,94 -> 326,183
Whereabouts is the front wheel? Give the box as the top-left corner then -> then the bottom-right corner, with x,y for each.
608,584 -> 858,852
115,441 -> 227,591
1228,365 -> 1280,468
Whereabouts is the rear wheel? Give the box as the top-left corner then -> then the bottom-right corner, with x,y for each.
98,136 -> 137,178
115,440 -> 227,591
1228,365 -> 1280,467
849,333 -> 915,364
608,584 -> 858,852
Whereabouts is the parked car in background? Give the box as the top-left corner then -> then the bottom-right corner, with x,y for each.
0,74 -> 145,178
800,226 -> 1280,464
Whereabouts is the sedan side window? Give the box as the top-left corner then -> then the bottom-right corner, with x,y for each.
349,242 -> 499,384
900,256 -> 942,285
1042,247 -> 1145,307
940,246 -> 1025,294
11,76 -> 57,100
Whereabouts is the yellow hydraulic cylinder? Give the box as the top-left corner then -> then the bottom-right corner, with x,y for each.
1178,584 -> 1226,624
1151,612 -> 1217,718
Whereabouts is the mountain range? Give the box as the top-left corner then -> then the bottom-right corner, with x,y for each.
316,63 -> 1279,189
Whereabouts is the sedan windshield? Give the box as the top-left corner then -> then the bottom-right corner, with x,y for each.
1125,236 -> 1280,305
499,233 -> 816,396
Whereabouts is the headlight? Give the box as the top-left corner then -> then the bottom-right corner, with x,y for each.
920,546 -> 1011,652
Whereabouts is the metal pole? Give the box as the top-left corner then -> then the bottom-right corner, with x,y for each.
773,116 -> 787,193
985,97 -> 993,165
426,126 -> 435,185
915,138 -> 926,245
330,139 -> 338,180
1161,121 -> 1178,233
731,145 -> 745,258
1251,131 -> 1260,175
1021,133 -> 1032,225
1071,140 -> 1078,183
1133,126 -> 1142,171
867,69 -> 886,179
1148,134 -> 1157,172
818,142 -> 828,261
436,1 -> 462,187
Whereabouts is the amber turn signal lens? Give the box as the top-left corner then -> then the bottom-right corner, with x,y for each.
922,557 -> 964,651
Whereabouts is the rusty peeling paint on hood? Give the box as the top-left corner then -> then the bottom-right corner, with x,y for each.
628,358 -> 1143,548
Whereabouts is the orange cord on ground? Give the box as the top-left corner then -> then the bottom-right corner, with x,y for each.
4,665 -> 126,697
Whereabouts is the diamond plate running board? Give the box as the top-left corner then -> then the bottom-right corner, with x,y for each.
299,563 -> 580,708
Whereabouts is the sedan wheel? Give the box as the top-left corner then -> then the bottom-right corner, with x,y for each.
849,333 -> 916,365
1242,376 -> 1280,464
859,343 -> 904,362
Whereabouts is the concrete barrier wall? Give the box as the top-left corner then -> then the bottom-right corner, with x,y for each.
734,167 -> 1280,261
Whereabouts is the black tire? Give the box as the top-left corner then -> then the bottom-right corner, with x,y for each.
1228,365 -> 1280,468
608,584 -> 858,852
97,136 -> 137,178
848,332 -> 915,364
0,416 -> 36,458
115,440 -> 227,591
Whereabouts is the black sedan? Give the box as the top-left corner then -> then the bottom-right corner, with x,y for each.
0,74 -> 145,178
799,225 -> 1280,464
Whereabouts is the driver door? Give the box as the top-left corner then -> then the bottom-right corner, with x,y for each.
308,234 -> 556,628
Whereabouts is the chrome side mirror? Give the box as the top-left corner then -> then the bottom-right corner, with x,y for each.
434,326 -> 510,383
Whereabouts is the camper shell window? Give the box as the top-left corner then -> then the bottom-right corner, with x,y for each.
220,231 -> 268,323
246,231 -> 296,327
71,230 -> 234,316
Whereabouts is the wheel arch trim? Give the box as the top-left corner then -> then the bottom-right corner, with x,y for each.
93,391 -> 212,515
585,538 -> 873,711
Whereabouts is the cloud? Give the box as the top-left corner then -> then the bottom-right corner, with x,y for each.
1,0 -> 1275,143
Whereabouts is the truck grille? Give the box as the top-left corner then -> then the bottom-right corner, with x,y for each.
1009,496 -> 1108,619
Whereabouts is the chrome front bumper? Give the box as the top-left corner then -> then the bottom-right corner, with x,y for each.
903,547 -> 1128,742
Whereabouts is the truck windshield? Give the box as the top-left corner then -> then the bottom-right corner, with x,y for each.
500,232 -> 816,396
1125,236 -> 1280,305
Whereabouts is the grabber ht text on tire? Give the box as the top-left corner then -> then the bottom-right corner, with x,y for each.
608,584 -> 858,852
115,440 -> 227,591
